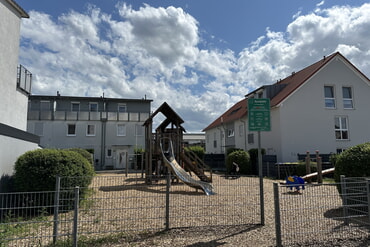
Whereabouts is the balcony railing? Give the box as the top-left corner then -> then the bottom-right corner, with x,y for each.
17,64 -> 32,94
27,110 -> 149,122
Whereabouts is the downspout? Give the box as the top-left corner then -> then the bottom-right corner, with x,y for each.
240,118 -> 247,151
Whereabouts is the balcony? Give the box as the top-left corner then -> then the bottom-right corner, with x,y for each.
17,65 -> 32,95
27,110 -> 150,122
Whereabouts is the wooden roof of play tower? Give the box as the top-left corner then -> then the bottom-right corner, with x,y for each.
144,102 -> 185,132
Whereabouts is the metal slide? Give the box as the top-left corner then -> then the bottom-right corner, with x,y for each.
160,140 -> 215,195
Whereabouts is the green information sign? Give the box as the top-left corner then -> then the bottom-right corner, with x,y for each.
248,98 -> 271,131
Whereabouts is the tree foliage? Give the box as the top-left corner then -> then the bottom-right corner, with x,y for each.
185,146 -> 205,160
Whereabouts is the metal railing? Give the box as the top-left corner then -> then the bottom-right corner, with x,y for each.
27,110 -> 150,122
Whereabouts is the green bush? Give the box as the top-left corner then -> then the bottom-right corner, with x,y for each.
226,150 -> 251,175
12,149 -> 95,216
295,162 -> 317,176
226,148 -> 242,156
14,149 -> 95,192
334,143 -> 370,183
185,146 -> 205,160
66,148 -> 94,165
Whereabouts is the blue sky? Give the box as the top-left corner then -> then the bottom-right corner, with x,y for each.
16,0 -> 370,132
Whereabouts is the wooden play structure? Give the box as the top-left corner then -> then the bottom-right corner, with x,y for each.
143,102 -> 212,187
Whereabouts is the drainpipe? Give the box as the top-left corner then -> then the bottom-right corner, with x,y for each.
240,119 -> 247,151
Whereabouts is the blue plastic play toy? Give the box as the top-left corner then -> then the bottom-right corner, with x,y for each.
286,175 -> 305,191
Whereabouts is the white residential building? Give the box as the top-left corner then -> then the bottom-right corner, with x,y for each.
27,95 -> 152,170
204,52 -> 370,162
0,0 -> 39,177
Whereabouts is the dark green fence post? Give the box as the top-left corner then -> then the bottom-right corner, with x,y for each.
273,183 -> 282,247
53,176 -> 60,244
72,186 -> 80,247
165,173 -> 170,230
340,175 -> 349,225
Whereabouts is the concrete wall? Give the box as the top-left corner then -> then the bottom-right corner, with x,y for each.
0,0 -> 29,130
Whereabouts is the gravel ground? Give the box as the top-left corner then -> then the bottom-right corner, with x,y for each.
94,173 -> 370,247
6,172 -> 370,247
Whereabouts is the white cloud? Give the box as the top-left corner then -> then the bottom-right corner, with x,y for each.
20,3 -> 370,132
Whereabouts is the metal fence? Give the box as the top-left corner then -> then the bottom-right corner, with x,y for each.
274,180 -> 370,247
0,173 -> 261,246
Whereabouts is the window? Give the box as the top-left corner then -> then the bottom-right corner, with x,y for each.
118,104 -> 127,112
71,102 -> 80,112
342,87 -> 353,109
248,133 -> 254,144
336,148 -> 346,154
324,86 -> 335,108
89,102 -> 98,112
335,116 -> 348,140
67,124 -> 76,136
213,140 -> 217,148
239,124 -> 244,137
228,129 -> 234,137
86,124 -> 95,136
106,149 -> 112,157
117,124 -> 126,136
17,65 -> 32,94
135,124 -> 143,136
40,101 -> 50,111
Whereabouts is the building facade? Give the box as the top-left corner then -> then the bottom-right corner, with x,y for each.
27,95 -> 152,170
204,52 -> 370,162
0,0 -> 40,177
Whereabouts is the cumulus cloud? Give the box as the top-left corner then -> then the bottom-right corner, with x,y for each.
20,3 -> 370,131
237,3 -> 370,90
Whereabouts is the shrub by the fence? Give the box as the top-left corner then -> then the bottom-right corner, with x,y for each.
14,149 -> 95,193
226,150 -> 251,174
66,148 -> 94,165
334,143 -> 370,182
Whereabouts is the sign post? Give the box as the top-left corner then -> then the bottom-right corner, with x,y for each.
248,98 -> 271,226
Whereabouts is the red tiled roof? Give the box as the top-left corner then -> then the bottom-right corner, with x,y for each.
202,98 -> 247,131
269,52 -> 338,107
203,52 -> 370,131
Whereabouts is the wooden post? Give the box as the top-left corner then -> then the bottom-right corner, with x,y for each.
305,151 -> 311,183
316,150 -> 323,184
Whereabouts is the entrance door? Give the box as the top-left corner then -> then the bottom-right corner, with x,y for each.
116,150 -> 127,169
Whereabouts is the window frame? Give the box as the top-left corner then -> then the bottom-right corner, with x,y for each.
342,86 -> 354,109
89,102 -> 98,112
86,124 -> 96,136
118,104 -> 127,113
335,116 -> 349,140
40,100 -> 50,111
324,85 -> 336,109
67,123 -> 76,136
71,102 -> 80,112
228,129 -> 235,137
117,123 -> 126,136
106,149 -> 112,157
